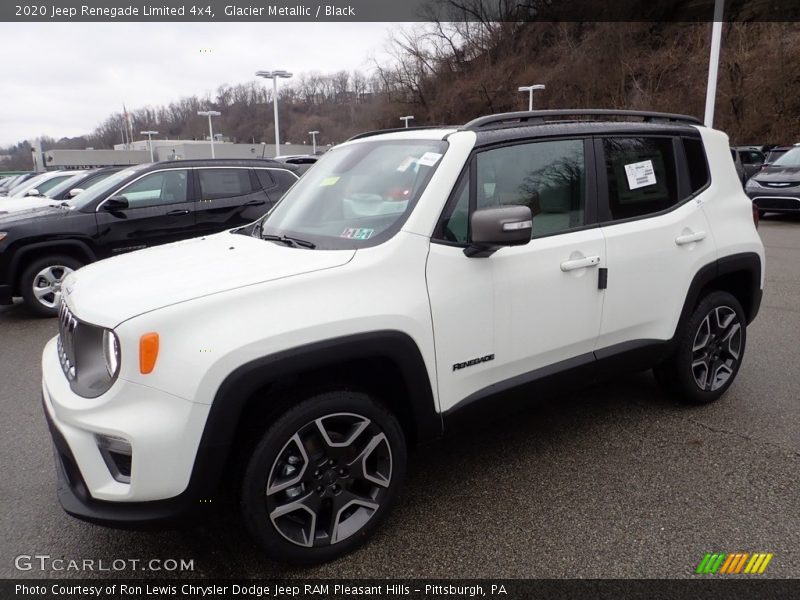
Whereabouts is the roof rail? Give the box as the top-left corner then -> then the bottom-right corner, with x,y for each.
346,125 -> 455,142
462,109 -> 703,130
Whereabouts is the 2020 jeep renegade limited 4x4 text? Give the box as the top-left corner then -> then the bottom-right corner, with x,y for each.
41,110 -> 764,564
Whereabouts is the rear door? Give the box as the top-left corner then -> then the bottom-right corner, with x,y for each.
94,168 -> 196,257
194,167 -> 271,234
595,134 -> 717,353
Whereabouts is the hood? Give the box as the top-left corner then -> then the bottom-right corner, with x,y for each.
0,196 -> 61,215
0,204 -> 68,225
64,230 -> 356,327
753,166 -> 800,184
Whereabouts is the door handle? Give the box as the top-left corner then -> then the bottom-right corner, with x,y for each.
166,209 -> 190,216
244,199 -> 266,206
675,231 -> 706,246
560,255 -> 601,272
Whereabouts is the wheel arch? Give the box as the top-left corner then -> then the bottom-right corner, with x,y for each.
190,331 -> 441,496
10,239 -> 97,293
677,252 -> 762,334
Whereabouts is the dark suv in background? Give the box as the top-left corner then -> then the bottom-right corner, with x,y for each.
0,159 -> 298,315
745,145 -> 800,217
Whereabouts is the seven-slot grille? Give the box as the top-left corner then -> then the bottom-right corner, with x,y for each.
57,299 -> 78,381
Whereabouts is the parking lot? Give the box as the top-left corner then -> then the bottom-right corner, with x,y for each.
1,216 -> 798,580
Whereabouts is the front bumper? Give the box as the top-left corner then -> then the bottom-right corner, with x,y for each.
747,190 -> 800,213
41,336 -> 218,527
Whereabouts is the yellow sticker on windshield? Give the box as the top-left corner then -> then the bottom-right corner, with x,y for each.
320,176 -> 340,187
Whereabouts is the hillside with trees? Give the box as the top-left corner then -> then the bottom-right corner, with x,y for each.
2,19 -> 798,169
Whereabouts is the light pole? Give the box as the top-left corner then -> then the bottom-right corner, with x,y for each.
308,130 -> 319,154
518,84 -> 546,111
197,111 -> 221,158
256,70 -> 293,156
704,0 -> 725,127
140,130 -> 159,162
400,115 -> 414,128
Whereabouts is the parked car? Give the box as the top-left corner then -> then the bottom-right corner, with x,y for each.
40,110 -> 763,564
274,154 -> 319,175
0,173 -> 35,194
763,144 -> 799,166
0,159 -> 298,315
1,170 -> 83,199
745,145 -> 800,216
40,167 -> 123,201
730,146 -> 765,183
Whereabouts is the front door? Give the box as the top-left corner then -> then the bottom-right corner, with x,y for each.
94,168 -> 196,257
426,138 -> 606,413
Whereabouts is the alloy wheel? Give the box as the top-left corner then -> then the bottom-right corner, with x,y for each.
265,412 -> 393,548
32,265 -> 74,309
691,305 -> 742,391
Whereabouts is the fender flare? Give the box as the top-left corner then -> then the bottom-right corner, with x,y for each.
184,331 -> 442,499
9,239 -> 97,290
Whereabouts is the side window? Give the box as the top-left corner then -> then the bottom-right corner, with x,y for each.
683,137 -> 710,194
603,137 -> 678,220
440,175 -> 470,243
198,168 -> 254,200
746,151 -> 764,165
476,139 -> 586,237
255,169 -> 277,190
118,170 -> 188,209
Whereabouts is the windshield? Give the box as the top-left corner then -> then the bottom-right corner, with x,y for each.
69,164 -> 150,208
259,139 -> 448,249
6,172 -> 53,197
771,147 -> 800,167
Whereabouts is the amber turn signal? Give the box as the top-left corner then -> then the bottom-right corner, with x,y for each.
139,332 -> 159,374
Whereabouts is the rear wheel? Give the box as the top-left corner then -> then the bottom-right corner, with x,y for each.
20,255 -> 82,317
654,291 -> 746,404
241,390 -> 407,564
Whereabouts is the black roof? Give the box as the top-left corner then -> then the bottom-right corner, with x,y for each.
147,158 -> 298,171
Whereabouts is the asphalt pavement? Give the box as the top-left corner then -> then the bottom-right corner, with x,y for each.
1,216 -> 798,579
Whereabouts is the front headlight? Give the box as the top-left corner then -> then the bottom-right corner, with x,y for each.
0,232 -> 7,241
745,179 -> 761,189
103,329 -> 120,377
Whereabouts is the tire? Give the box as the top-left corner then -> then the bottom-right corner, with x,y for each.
654,291 -> 747,404
241,389 -> 407,564
20,255 -> 83,317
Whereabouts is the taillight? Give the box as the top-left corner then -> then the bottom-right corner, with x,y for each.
752,206 -> 759,228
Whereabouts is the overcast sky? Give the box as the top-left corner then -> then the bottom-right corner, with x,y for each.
0,22 -> 398,147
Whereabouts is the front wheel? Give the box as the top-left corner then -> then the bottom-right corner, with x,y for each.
20,255 -> 83,317
654,291 -> 747,404
241,390 -> 407,564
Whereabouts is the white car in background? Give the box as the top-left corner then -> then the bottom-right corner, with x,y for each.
0,170 -> 83,200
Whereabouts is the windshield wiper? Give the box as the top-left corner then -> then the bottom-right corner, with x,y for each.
261,233 -> 316,249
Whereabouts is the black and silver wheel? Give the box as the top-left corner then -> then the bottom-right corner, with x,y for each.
20,255 -> 83,317
654,291 -> 747,404
241,390 -> 407,564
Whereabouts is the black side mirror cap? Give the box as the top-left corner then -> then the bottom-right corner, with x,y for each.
103,196 -> 129,211
464,206 -> 532,258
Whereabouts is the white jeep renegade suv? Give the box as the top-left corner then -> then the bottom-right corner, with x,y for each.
42,110 -> 765,564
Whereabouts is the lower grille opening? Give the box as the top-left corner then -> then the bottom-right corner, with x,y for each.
96,434 -> 132,484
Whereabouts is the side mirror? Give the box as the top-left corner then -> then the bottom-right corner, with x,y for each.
68,188 -> 84,198
465,206 -> 532,258
103,196 -> 129,211
25,188 -> 40,197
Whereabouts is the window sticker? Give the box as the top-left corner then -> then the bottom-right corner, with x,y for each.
320,176 -> 340,187
417,152 -> 443,167
340,227 -> 374,240
396,156 -> 416,172
624,159 -> 657,190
